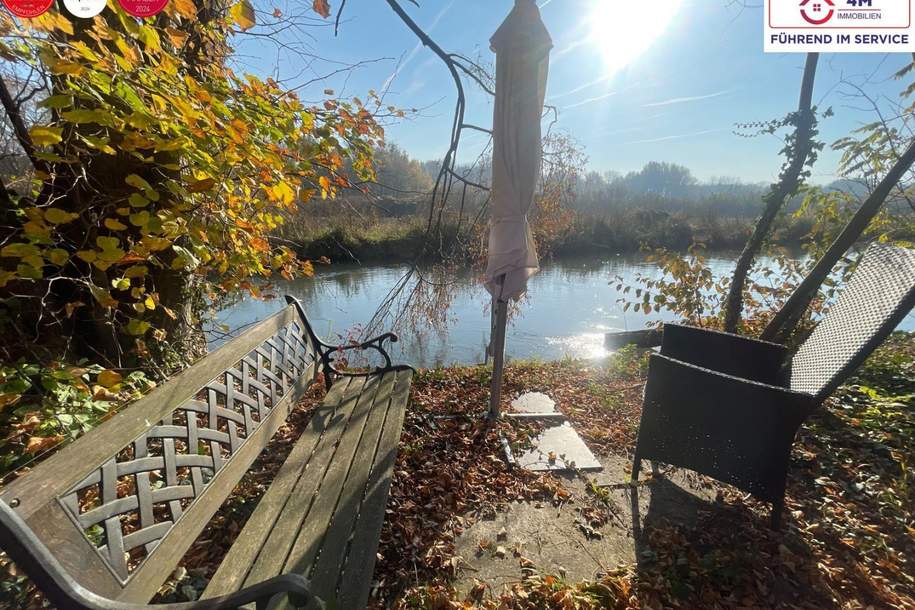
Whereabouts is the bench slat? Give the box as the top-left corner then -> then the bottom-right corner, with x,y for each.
273,373 -> 393,589
300,370 -> 399,604
203,376 -> 360,597
241,375 -> 371,590
336,369 -> 412,610
203,369 -> 412,609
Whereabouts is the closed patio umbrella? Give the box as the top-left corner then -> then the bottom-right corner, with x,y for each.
486,0 -> 552,418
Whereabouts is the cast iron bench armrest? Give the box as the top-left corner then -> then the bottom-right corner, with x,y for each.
0,500 -> 321,610
284,295 -> 405,382
661,323 -> 790,385
320,332 -> 400,375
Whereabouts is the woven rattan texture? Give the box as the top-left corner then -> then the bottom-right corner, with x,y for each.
790,244 -> 915,396
58,320 -> 313,582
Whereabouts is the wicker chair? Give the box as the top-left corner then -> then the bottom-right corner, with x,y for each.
631,243 -> 915,527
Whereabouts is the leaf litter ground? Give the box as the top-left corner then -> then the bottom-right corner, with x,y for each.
2,337 -> 912,609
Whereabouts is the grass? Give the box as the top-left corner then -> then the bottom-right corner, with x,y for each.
276,209 -> 815,264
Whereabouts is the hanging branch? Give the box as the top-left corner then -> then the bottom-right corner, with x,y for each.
350,0 -> 497,337
722,53 -> 820,333
762,137 -> 915,342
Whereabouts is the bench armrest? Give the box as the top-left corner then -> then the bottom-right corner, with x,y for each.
661,323 -> 790,385
323,332 -> 399,372
284,295 -> 406,382
0,500 -> 321,610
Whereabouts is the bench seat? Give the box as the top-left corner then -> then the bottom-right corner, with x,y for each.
0,297 -> 413,610
204,369 -> 412,609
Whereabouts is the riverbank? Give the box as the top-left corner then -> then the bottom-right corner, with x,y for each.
286,211 -> 814,264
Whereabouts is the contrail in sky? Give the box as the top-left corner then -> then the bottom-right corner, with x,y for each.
382,0 -> 456,94
643,90 -> 733,107
625,128 -> 724,145
562,91 -> 618,110
549,75 -> 614,101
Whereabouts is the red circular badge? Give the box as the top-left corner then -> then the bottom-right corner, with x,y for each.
2,0 -> 53,18
116,0 -> 167,18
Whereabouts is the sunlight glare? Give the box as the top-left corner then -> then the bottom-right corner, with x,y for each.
590,0 -> 684,75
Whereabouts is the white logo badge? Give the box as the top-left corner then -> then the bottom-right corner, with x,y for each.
63,0 -> 107,18
765,0 -> 915,52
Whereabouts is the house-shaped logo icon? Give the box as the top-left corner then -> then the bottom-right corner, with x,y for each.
800,0 -> 836,25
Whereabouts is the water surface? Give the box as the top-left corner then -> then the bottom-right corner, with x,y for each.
213,254 -> 914,368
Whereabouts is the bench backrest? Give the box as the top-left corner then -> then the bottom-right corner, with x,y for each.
0,304 -> 320,603
790,243 -> 915,399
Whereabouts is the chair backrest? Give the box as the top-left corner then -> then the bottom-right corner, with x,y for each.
0,305 -> 319,603
789,243 -> 915,399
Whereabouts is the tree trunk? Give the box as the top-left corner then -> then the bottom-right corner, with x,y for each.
722,53 -> 819,333
761,137 -> 915,343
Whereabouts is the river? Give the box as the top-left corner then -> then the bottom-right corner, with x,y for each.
212,253 -> 915,368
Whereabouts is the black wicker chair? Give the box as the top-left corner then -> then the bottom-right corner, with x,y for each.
631,243 -> 915,527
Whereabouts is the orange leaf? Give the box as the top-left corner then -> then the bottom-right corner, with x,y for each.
26,435 -> 63,454
313,0 -> 330,18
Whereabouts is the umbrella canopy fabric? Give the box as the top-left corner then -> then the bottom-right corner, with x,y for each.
484,0 -> 552,302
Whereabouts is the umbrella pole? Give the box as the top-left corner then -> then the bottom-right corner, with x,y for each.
489,276 -> 508,420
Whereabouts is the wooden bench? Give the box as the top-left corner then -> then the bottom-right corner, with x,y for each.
0,296 -> 413,609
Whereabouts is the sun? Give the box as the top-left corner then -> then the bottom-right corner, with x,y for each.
590,0 -> 684,74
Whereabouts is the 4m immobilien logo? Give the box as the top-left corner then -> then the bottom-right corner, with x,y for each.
765,0 -> 915,51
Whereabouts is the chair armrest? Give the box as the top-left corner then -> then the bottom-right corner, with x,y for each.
635,354 -> 819,501
661,323 -> 790,385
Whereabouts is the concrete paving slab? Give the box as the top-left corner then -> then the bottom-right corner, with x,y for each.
515,422 -> 602,471
511,392 -> 557,414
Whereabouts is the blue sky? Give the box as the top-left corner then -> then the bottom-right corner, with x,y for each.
235,0 -> 912,184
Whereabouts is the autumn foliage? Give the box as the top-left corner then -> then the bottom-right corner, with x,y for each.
0,2 -> 383,471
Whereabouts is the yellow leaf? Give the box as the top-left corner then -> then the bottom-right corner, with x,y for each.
125,265 -> 148,278
32,12 -> 74,35
104,218 -> 128,231
76,250 -> 97,263
189,178 -> 216,193
143,295 -> 156,310
47,248 -> 69,265
230,0 -> 256,30
171,0 -> 196,19
29,126 -> 63,147
0,393 -> 22,410
44,208 -> 79,225
97,369 -> 123,388
96,236 -> 121,251
89,285 -> 118,308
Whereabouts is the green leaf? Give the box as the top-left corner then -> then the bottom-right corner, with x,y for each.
61,109 -> 115,127
45,208 -> 79,225
126,319 -> 151,336
39,95 -> 72,109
